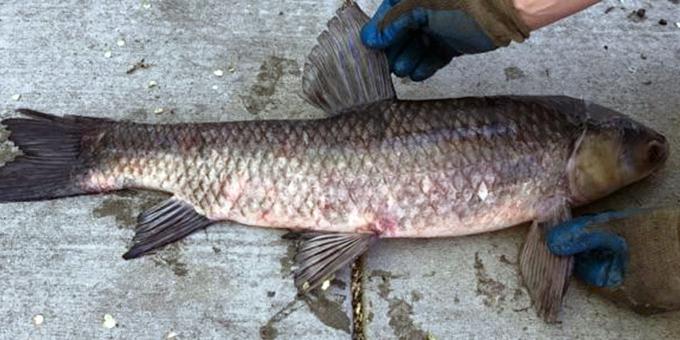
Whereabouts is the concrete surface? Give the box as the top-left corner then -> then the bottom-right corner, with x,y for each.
0,0 -> 679,339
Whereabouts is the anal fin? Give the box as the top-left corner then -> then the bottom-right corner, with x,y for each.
520,201 -> 574,323
122,197 -> 215,259
302,1 -> 395,115
293,232 -> 376,293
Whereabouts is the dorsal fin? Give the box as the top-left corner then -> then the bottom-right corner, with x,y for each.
302,1 -> 395,115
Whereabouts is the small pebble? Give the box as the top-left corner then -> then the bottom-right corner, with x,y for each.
117,39 -> 126,47
11,94 -> 21,101
33,314 -> 44,326
148,80 -> 158,88
154,108 -> 164,114
659,19 -> 668,26
213,69 -> 224,77
676,22 -> 680,28
211,85 -> 219,90
142,1 -> 151,9
166,331 -> 178,339
228,66 -> 235,73
104,50 -> 112,58
627,8 -> 647,22
321,280 -> 330,291
102,314 -> 117,329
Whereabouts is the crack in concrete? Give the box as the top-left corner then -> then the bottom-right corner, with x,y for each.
259,288 -> 351,339
259,299 -> 303,340
351,255 -> 366,340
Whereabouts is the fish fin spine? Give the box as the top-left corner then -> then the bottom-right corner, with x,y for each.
301,1 -> 395,115
520,200 -> 574,323
293,232 -> 376,293
122,196 -> 215,259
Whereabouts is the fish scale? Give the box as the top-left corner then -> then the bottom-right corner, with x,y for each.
75,98 -> 578,237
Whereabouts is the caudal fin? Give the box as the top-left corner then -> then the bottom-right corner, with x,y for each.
0,109 -> 106,202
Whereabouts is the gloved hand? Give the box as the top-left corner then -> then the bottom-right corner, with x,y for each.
547,210 -> 637,288
361,0 -> 530,81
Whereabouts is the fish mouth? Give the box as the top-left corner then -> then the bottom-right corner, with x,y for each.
646,136 -> 669,166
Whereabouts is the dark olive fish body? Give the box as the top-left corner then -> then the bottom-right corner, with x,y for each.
78,97 -> 582,238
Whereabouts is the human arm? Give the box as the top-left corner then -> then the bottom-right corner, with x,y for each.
361,0 -> 601,80
515,0 -> 601,29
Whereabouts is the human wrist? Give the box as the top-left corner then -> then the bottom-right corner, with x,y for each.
512,0 -> 601,29
464,0 -> 532,47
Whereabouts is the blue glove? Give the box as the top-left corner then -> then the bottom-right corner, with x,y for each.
361,0 -> 529,81
547,211 -> 639,288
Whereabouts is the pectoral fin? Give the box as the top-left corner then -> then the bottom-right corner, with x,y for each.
520,201 -> 574,323
293,232 -> 376,293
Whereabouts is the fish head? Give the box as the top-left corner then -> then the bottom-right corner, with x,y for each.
567,102 -> 668,204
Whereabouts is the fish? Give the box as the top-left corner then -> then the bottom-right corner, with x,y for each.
0,1 -> 668,322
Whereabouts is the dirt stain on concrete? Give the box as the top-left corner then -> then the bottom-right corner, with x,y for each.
302,291 -> 351,333
512,288 -> 524,301
422,270 -> 436,278
279,240 -> 297,278
474,252 -> 507,308
369,270 -> 429,340
151,242 -> 189,277
499,254 -> 516,266
125,108 -> 152,121
504,66 -> 525,81
93,190 -> 188,277
241,56 -> 300,115
93,191 -> 169,229
93,196 -> 138,228
259,323 -> 278,340
411,290 -> 422,302
0,134 -> 19,166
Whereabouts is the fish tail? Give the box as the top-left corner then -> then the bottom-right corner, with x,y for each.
0,109 -> 110,202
